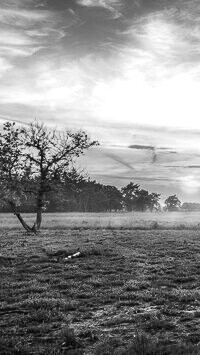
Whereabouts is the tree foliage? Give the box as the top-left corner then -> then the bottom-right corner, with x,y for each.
164,194 -> 181,211
121,182 -> 161,212
121,182 -> 140,211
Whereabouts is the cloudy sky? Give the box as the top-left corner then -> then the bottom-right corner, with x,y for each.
1,0 -> 200,202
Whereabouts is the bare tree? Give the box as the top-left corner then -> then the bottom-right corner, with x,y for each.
0,121 -> 98,233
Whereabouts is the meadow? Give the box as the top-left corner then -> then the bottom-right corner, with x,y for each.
1,212 -> 200,354
1,211 -> 200,230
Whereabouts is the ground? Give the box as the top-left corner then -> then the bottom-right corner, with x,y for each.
1,226 -> 200,354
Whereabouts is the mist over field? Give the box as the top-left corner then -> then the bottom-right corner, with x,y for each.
1,211 -> 200,230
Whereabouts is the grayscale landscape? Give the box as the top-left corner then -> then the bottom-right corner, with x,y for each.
1,0 -> 200,354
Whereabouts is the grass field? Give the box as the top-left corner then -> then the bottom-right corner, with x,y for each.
1,223 -> 200,354
1,211 -> 200,230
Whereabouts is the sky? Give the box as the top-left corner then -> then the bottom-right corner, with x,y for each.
1,0 -> 200,202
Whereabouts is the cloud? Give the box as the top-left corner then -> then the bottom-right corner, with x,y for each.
128,144 -> 155,150
97,173 -> 180,184
186,166 -> 200,169
128,144 -> 158,163
0,8 -> 48,25
0,57 -> 12,76
0,1 -> 66,62
77,0 -> 122,18
167,165 -> 200,169
1,0 -> 200,201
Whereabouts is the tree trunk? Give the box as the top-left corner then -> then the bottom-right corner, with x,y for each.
35,191 -> 44,231
15,212 -> 36,233
36,207 -> 42,231
8,201 -> 36,233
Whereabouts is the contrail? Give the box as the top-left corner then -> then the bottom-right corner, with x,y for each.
152,148 -> 157,164
103,152 -> 134,170
128,144 -> 157,164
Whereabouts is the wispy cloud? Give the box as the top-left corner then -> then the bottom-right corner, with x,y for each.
77,0 -> 122,18
167,165 -> 200,169
0,1 -> 65,62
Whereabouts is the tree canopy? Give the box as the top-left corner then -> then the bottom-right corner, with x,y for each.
122,182 -> 161,212
164,195 -> 181,211
0,121 -> 98,232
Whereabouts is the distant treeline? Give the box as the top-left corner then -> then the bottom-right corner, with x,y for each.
1,176 -> 194,213
181,202 -> 200,211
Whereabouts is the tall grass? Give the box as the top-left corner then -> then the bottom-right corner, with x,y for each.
1,211 -> 200,230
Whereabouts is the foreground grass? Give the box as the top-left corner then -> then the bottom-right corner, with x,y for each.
1,211 -> 200,230
1,229 -> 200,354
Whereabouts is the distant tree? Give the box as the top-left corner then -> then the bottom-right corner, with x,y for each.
135,189 -> 149,211
46,179 -> 123,213
121,182 -> 140,211
132,190 -> 161,212
148,192 -> 161,212
181,202 -> 188,210
103,185 -> 122,211
121,182 -> 161,212
46,169 -> 85,212
0,121 -> 98,232
75,181 -> 122,212
77,180 -> 101,212
181,202 -> 200,211
164,194 -> 181,211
